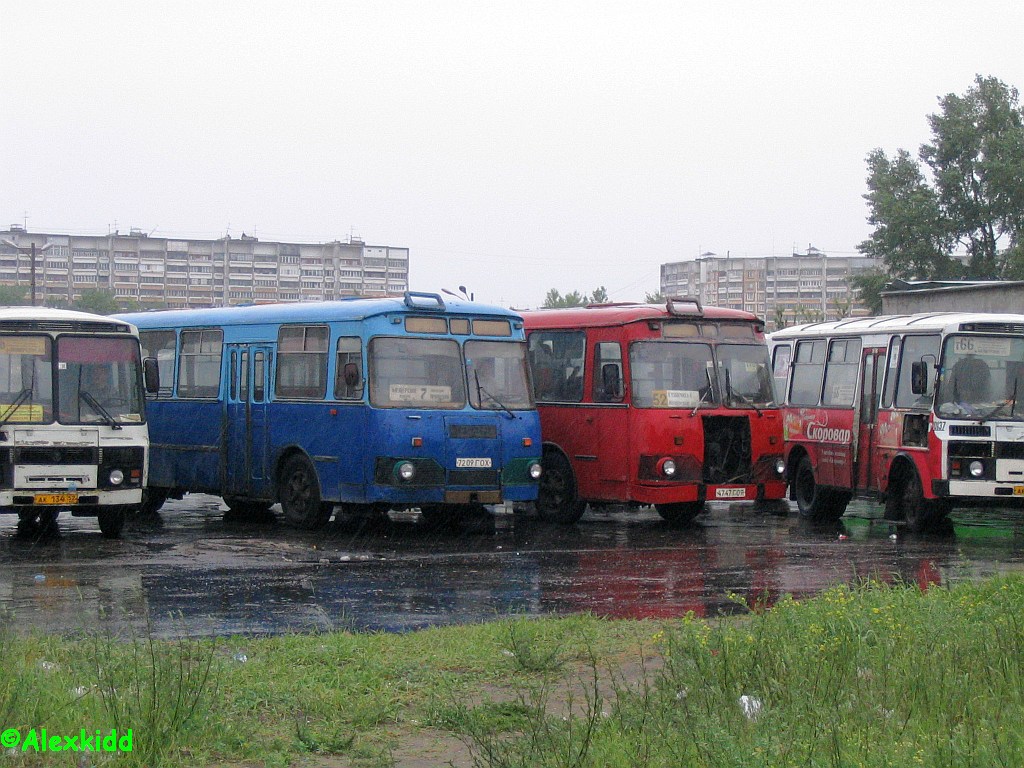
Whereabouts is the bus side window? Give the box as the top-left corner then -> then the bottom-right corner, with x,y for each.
593,342 -> 623,402
528,331 -> 585,403
139,330 -> 177,398
895,335 -> 939,409
178,329 -> 223,399
771,344 -> 792,404
334,337 -> 363,400
276,325 -> 329,400
789,339 -> 825,406
881,336 -> 901,408
822,338 -> 861,407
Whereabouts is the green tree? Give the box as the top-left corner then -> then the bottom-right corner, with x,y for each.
0,285 -> 29,306
772,306 -> 787,331
860,75 -> 1024,279
73,288 -> 120,315
644,291 -> 665,304
850,269 -> 890,315
541,288 -> 596,308
590,286 -> 609,304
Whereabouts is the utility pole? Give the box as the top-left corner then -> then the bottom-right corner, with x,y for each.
1,238 -> 52,306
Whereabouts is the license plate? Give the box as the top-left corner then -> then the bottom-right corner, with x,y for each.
34,493 -> 79,505
715,487 -> 747,499
1014,486 -> 1024,496
456,457 -> 492,468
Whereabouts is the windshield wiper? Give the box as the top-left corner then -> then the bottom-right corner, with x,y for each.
975,378 -> 1020,423
474,370 -> 516,419
80,392 -> 122,430
0,388 -> 33,427
690,370 -> 713,416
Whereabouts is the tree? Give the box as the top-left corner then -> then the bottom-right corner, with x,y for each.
542,288 -> 603,308
73,289 -> 120,315
860,75 -> 1024,280
644,291 -> 665,304
850,269 -> 889,315
772,306 -> 788,331
0,285 -> 29,306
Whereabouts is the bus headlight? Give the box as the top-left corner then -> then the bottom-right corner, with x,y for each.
969,460 -> 985,478
657,458 -> 677,478
775,458 -> 786,476
108,469 -> 125,486
395,461 -> 416,482
528,462 -> 542,480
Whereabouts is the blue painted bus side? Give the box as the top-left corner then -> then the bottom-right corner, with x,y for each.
116,295 -> 542,524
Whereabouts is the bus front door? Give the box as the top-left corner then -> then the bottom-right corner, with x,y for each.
223,344 -> 273,499
854,348 -> 885,493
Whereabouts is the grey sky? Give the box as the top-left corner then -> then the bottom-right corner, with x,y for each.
3,1 -> 1023,308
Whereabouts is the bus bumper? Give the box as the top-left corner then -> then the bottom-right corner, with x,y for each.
936,479 -> 1024,504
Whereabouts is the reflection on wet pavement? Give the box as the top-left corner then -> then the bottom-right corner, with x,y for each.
2,495 -> 1024,637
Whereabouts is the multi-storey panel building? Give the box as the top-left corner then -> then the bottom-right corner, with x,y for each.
0,225 -> 409,308
661,247 -> 878,329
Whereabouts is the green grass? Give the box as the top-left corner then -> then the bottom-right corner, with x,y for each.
2,577 -> 1024,766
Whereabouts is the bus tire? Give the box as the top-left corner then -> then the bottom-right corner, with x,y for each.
884,468 -> 948,532
97,506 -> 127,539
279,455 -> 333,530
655,502 -> 704,525
793,455 -> 846,521
537,451 -> 586,524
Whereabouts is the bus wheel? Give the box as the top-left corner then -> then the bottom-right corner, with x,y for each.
793,456 -> 846,521
279,455 -> 333,530
655,502 -> 704,525
885,469 -> 948,532
97,506 -> 127,539
537,451 -> 586,524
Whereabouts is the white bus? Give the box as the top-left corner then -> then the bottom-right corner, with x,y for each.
0,306 -> 149,538
770,312 -> 1024,531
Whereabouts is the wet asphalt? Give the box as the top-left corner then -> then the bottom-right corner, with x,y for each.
2,496 -> 1024,637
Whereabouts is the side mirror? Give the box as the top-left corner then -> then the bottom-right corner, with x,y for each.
343,362 -> 361,388
910,360 -> 929,395
601,363 -> 621,399
143,357 -> 160,395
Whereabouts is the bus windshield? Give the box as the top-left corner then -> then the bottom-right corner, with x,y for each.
56,337 -> 145,425
369,337 -> 467,409
466,340 -> 533,411
630,341 -> 716,409
936,334 -> 1024,420
717,344 -> 776,408
0,335 -> 53,424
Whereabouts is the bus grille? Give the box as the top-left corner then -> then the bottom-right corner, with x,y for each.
949,424 -> 991,437
16,446 -> 98,465
961,322 -> 1024,334
997,443 -> 1024,459
449,469 -> 499,486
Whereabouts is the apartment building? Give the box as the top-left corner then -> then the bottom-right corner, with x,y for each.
661,247 -> 878,329
0,225 -> 409,308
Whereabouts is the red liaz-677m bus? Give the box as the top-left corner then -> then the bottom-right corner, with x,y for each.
770,312 -> 1024,531
522,298 -> 787,524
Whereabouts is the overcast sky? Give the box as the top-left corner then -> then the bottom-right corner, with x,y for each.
3,1 -> 1023,308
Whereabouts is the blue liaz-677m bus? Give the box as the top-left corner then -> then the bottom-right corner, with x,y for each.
116,292 -> 542,528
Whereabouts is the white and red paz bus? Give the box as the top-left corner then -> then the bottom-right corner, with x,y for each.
770,312 -> 1024,530
523,298 -> 787,525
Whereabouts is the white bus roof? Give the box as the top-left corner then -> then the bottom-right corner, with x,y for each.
769,312 -> 1024,340
0,305 -> 137,332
